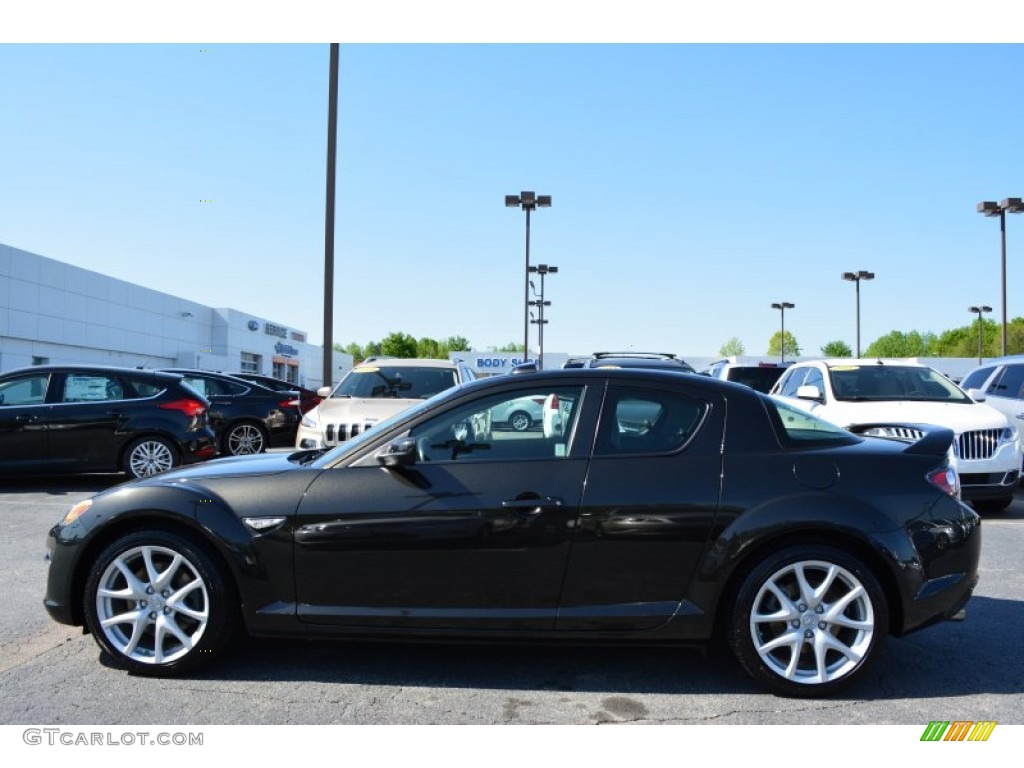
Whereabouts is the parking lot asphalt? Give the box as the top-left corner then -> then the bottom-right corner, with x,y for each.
1,472 -> 1022,726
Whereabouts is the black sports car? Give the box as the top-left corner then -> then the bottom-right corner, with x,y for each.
43,368 -> 981,697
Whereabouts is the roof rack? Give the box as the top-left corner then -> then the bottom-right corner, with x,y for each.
593,351 -> 678,360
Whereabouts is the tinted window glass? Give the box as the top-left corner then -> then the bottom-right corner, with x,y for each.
768,398 -> 857,445
126,378 -> 164,398
409,387 -> 584,463
829,365 -> 967,402
61,374 -> 123,402
961,366 -> 996,391
725,367 -> 785,393
594,387 -> 703,456
0,374 -> 50,406
778,367 -> 807,396
990,364 -> 1024,400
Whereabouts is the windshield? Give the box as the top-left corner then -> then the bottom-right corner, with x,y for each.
828,365 -> 970,403
333,365 -> 458,400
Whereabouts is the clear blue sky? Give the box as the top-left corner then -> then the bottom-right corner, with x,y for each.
3,10 -> 1024,359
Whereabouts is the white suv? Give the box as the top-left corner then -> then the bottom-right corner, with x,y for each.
961,356 -> 1024,443
770,359 -> 1022,511
296,358 -> 475,449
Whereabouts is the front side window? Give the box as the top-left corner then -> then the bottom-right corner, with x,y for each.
961,366 -> 996,391
777,367 -> 808,397
334,366 -> 459,400
989,365 -> 1024,400
594,386 -> 704,456
408,386 -> 584,463
0,374 -> 50,406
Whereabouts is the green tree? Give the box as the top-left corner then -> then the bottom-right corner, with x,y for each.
767,331 -> 801,358
719,336 -> 745,356
496,341 -> 525,353
820,340 -> 852,357
416,337 -> 441,358
442,335 -> 471,352
379,331 -> 418,358
864,330 -> 935,358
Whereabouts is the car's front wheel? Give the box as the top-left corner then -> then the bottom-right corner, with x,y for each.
84,530 -> 237,675
508,410 -> 532,432
727,545 -> 888,697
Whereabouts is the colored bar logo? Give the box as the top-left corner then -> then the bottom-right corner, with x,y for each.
921,721 -> 997,742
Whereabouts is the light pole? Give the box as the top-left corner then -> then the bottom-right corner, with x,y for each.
841,270 -> 875,358
968,305 -> 993,365
977,198 -> 1023,356
528,264 -> 557,370
506,191 -> 551,361
771,302 -> 795,363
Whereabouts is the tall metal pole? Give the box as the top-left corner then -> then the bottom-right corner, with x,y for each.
1000,209 -> 1007,356
523,207 -> 531,360
855,278 -> 861,358
780,308 -> 786,363
322,43 -> 339,389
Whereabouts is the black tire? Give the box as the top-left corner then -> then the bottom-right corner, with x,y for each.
123,436 -> 179,479
727,544 -> 888,698
508,410 -> 532,432
223,421 -> 267,455
84,529 -> 237,676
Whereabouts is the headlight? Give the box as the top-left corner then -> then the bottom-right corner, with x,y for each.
1000,425 -> 1019,444
62,499 -> 92,525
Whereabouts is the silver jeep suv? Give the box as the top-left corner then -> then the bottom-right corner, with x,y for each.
295,358 -> 474,449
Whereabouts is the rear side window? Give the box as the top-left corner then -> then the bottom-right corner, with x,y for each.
594,386 -> 704,456
125,378 -> 164,398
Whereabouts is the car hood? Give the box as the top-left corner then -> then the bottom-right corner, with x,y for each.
134,451 -> 304,485
310,397 -> 422,423
817,400 -> 1010,433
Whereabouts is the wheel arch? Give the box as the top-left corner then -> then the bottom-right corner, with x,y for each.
710,528 -> 905,642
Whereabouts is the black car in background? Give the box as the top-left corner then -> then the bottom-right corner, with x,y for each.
44,368 -> 980,697
586,351 -> 696,372
159,369 -> 302,456
0,365 -> 216,478
226,372 -> 322,414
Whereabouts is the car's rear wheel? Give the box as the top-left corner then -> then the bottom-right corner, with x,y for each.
123,436 -> 178,478
224,421 -> 267,455
508,410 -> 532,432
84,530 -> 236,676
728,545 -> 888,697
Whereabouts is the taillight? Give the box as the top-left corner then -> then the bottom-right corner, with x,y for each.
547,394 -> 559,410
281,398 -> 301,409
927,464 -> 960,498
159,398 -> 207,417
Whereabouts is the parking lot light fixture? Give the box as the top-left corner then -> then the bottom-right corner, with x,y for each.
528,264 -> 558,370
977,198 -> 1023,356
506,191 -> 552,360
969,305 -> 993,365
771,302 -> 795,363
841,270 -> 875,358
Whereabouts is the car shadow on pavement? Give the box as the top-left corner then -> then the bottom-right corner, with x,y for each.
131,593 -> 1021,700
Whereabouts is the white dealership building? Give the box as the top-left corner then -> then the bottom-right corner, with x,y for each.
0,243 -> 351,388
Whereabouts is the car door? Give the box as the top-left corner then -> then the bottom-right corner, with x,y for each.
555,381 -> 725,632
292,383 -> 594,631
45,371 -> 130,470
0,371 -> 52,469
984,364 -> 1024,427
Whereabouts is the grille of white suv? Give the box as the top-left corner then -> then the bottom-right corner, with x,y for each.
957,429 -> 1002,461
324,422 -> 374,445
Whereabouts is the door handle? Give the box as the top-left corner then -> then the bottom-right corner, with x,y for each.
501,497 -> 563,516
15,414 -> 38,423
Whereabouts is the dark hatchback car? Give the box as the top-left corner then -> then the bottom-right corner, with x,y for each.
226,372 -> 322,415
0,365 -> 216,478
44,368 -> 980,697
159,369 -> 303,456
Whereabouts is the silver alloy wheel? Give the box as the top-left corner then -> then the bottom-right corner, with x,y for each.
227,423 -> 265,455
128,439 -> 175,477
509,411 -> 532,431
94,545 -> 209,665
748,559 -> 875,687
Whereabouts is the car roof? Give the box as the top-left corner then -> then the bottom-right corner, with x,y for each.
354,358 -> 459,369
793,359 -> 930,369
1,364 -> 182,380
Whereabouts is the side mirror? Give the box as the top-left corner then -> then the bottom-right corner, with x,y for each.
377,437 -> 417,468
317,386 -> 332,398
796,384 -> 824,402
966,388 -> 987,402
